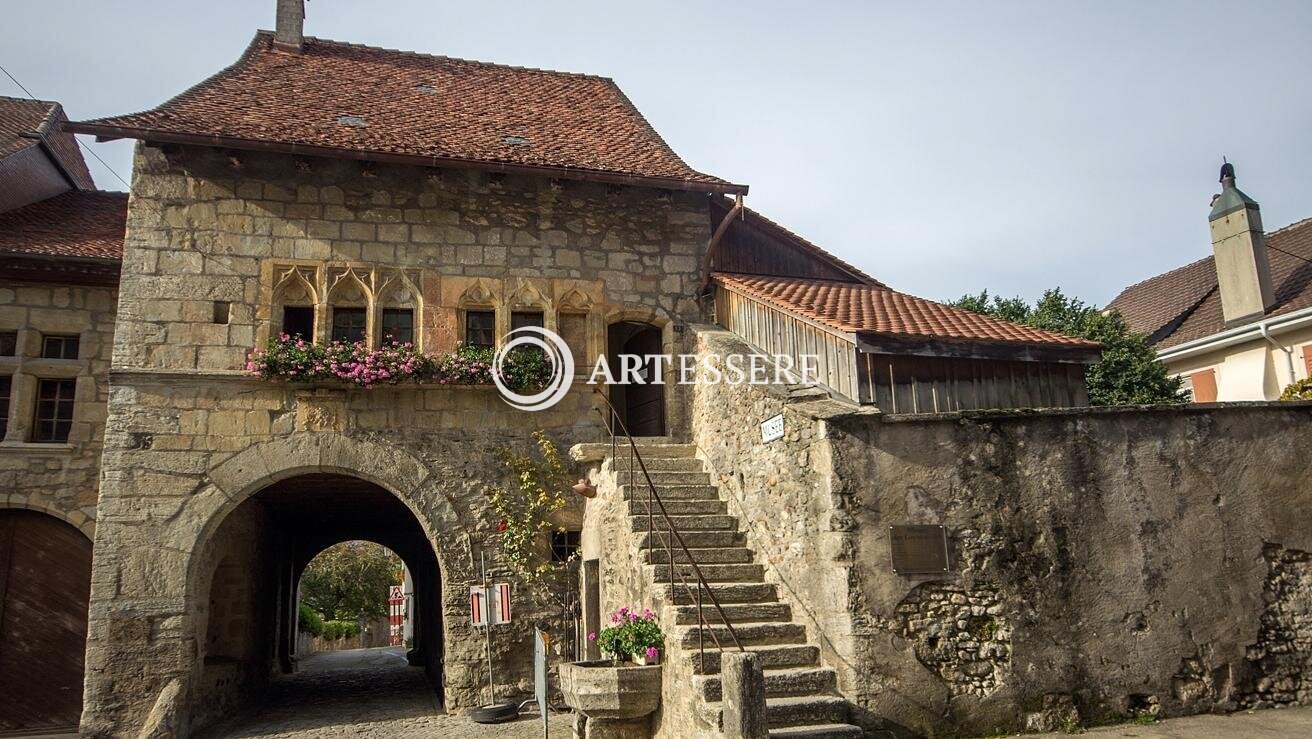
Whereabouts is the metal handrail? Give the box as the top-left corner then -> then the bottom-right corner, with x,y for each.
592,388 -> 744,669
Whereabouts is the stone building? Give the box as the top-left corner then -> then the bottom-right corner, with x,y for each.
0,95 -> 126,733
30,4 -> 1312,739
1109,163 -> 1312,401
27,4 -> 1101,735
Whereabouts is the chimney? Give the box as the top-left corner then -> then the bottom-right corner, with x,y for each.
274,0 -> 304,51
1209,161 -> 1275,326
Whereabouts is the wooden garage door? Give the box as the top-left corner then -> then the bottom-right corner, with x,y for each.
0,510 -> 93,733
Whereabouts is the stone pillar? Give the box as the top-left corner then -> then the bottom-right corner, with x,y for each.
721,651 -> 768,739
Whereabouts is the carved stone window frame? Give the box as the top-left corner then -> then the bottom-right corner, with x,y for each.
265,262 -> 424,350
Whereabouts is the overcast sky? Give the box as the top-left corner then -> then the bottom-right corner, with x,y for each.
4,1 -> 1309,306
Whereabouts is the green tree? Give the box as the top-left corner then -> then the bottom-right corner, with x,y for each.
299,541 -> 402,621
950,288 -> 1187,406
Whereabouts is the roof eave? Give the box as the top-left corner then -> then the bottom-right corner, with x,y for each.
1156,305 -> 1312,363
856,331 -> 1102,365
64,122 -> 749,195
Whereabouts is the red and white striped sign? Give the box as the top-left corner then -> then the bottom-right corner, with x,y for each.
470,583 -> 511,626
388,585 -> 406,646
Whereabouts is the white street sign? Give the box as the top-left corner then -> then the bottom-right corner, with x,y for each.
470,583 -> 512,626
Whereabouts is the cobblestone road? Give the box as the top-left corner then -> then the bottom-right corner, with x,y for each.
201,646 -> 572,738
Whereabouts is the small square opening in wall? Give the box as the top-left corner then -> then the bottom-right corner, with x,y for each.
0,331 -> 16,356
551,530 -> 581,563
212,301 -> 231,325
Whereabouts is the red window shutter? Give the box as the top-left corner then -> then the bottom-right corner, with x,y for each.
1190,369 -> 1218,403
1303,345 -> 1312,378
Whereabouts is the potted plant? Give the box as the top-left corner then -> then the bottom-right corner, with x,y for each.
593,607 -> 664,665
560,607 -> 665,738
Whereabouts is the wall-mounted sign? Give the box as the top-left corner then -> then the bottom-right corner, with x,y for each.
761,413 -> 785,443
470,583 -> 512,626
889,525 -> 950,575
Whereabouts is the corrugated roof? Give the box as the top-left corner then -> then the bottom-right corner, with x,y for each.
69,32 -> 744,194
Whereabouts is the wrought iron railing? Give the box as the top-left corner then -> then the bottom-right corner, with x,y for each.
592,388 -> 744,670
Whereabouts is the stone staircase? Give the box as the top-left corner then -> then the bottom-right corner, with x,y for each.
612,443 -> 862,738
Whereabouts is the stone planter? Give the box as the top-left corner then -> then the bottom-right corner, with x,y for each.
559,660 -> 662,739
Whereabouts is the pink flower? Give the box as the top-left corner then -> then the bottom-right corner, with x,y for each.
643,609 -> 654,619
645,646 -> 658,659
588,632 -> 596,642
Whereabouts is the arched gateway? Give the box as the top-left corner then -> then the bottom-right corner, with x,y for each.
189,473 -> 444,729
81,433 -> 484,736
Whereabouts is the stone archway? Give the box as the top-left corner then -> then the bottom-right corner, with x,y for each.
187,471 -> 445,732
174,434 -> 472,731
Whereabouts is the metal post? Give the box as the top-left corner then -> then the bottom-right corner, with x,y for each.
481,551 -> 495,705
697,579 -> 705,669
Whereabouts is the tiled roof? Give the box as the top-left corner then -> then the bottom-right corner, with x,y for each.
0,96 -> 95,189
69,32 -> 744,194
714,272 -> 1098,349
0,190 -> 128,260
1107,217 -> 1312,348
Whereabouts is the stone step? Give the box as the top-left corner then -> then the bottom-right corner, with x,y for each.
622,484 -> 721,500
639,530 -> 745,549
647,547 -> 754,565
769,723 -> 865,738
696,666 -> 838,701
700,696 -> 850,731
612,456 -> 705,472
688,644 -> 821,675
676,622 -> 807,649
672,602 -> 792,624
646,562 -> 764,583
629,514 -> 736,532
628,499 -> 725,516
658,581 -> 778,605
605,442 -> 696,458
620,470 -> 711,486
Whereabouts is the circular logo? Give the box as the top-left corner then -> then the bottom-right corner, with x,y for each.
492,327 -> 575,411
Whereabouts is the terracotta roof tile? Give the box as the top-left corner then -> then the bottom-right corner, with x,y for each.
714,273 -> 1098,349
0,96 -> 95,189
0,190 -> 128,260
1107,217 -> 1312,348
70,33 -> 743,193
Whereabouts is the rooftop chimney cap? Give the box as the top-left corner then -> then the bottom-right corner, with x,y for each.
1209,158 -> 1259,220
274,0 -> 305,51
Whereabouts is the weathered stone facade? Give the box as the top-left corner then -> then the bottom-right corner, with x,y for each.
687,326 -> 1312,736
81,141 -> 713,736
0,279 -> 114,538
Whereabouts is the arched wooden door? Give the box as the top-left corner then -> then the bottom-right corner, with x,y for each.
0,510 -> 93,733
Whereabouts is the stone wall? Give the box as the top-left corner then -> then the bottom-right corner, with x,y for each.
0,278 -> 115,537
687,326 -> 1312,736
688,327 -> 861,683
83,141 -> 713,736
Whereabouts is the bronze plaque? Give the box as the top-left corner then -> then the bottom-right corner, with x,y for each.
889,525 -> 950,575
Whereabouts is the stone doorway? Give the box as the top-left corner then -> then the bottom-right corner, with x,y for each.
190,473 -> 443,733
607,321 -> 666,436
